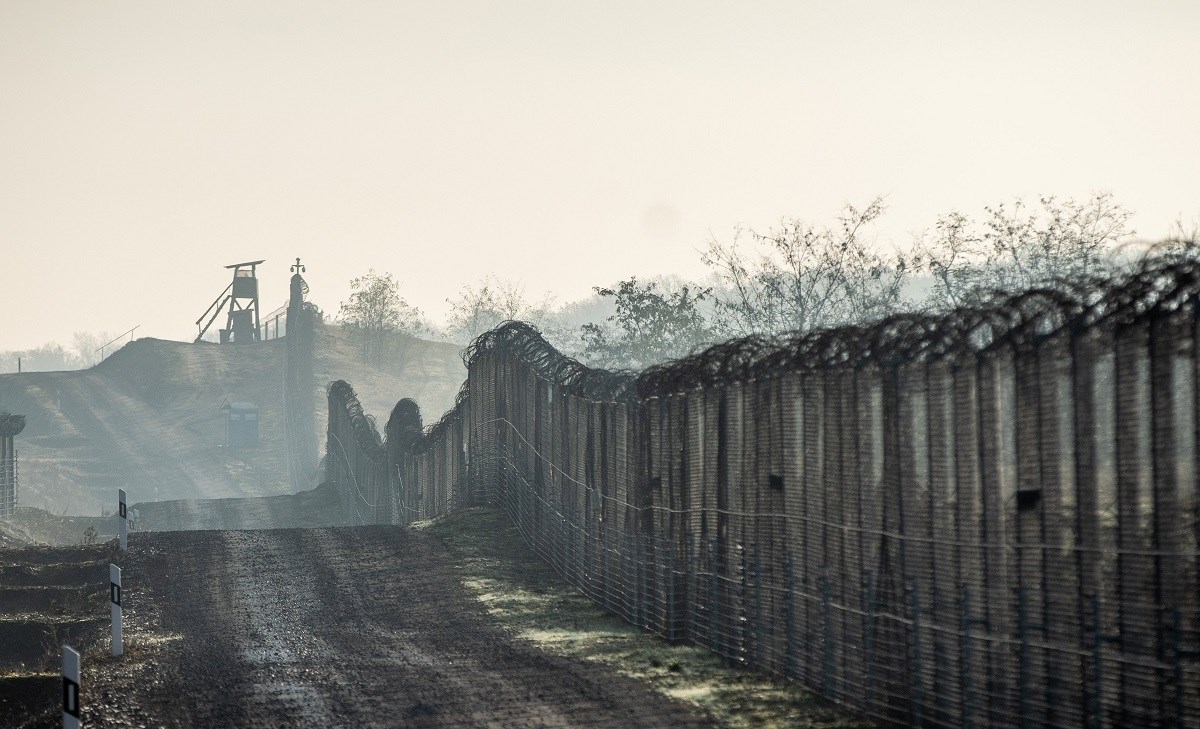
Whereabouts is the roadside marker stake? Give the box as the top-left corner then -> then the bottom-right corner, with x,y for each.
118,489 -> 127,550
62,645 -> 80,729
110,563 -> 123,657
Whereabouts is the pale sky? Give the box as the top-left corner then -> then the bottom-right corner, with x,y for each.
1,1 -> 1198,351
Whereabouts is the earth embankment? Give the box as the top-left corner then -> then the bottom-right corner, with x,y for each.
0,327 -> 465,540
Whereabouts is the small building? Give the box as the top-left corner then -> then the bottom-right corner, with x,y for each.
226,403 -> 259,448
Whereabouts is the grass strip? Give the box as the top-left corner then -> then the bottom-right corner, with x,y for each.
422,507 -> 872,729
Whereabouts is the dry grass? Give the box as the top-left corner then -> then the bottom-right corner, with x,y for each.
422,507 -> 872,729
0,542 -> 116,726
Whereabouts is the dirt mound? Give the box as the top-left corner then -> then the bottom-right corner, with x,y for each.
0,508 -> 118,548
0,541 -> 114,728
0,327 -> 464,536
130,480 -> 345,532
0,337 -> 293,518
313,326 -> 464,426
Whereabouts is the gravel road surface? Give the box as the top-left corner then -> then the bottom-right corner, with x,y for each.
82,527 -> 710,728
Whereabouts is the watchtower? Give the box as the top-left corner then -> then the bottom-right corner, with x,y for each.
195,260 -> 265,343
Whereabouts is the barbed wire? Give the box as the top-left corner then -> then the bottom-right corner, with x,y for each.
324,253 -> 1200,727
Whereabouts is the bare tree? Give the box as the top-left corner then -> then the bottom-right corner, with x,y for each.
1152,215 -> 1200,259
338,269 -> 425,365
73,331 -> 114,368
445,275 -> 559,343
1169,216 -> 1200,247
914,193 -> 1134,308
702,197 -> 910,336
0,341 -> 83,372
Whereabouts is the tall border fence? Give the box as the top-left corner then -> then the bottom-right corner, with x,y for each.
327,258 -> 1200,728
284,271 -> 319,490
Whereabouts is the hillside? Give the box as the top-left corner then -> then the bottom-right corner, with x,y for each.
313,325 -> 465,436
0,325 -> 465,539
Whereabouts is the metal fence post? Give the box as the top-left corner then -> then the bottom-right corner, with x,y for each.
785,557 -> 796,678
1018,588 -> 1031,729
624,530 -> 633,625
1091,594 -> 1103,729
601,526 -> 610,614
910,579 -> 923,728
667,539 -> 676,641
961,586 -> 979,729
710,540 -> 719,654
1173,608 -> 1183,724
823,565 -> 833,698
1017,586 -> 1047,729
1169,607 -> 1197,725
688,539 -> 697,642
635,535 -> 644,629
865,570 -> 877,708
753,543 -> 762,668
646,535 -> 655,634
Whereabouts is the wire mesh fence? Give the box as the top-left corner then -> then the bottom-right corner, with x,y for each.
259,302 -> 290,341
0,414 -> 21,518
326,257 -> 1200,727
0,455 -> 17,517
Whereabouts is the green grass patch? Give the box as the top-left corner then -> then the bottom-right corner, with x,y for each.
422,507 -> 872,729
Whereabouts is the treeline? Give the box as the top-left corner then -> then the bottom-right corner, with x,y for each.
337,193 -> 1198,371
1,332 -> 118,373
17,192 -> 1190,376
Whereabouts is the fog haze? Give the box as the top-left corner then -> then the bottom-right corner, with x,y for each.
2,1 -> 1197,350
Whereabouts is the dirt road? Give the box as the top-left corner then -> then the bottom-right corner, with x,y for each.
83,527 -> 709,727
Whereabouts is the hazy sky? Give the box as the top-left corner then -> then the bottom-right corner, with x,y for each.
2,1 -> 1198,352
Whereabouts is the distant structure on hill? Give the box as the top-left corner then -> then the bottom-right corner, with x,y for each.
225,402 -> 260,448
194,260 -> 265,344
0,410 -> 25,517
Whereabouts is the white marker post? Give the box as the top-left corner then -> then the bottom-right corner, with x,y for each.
118,488 -> 128,550
62,644 -> 80,729
110,563 -> 122,656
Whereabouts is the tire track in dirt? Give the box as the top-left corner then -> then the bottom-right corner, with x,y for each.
86,527 -> 711,727
54,374 -> 183,491
57,371 -> 244,502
